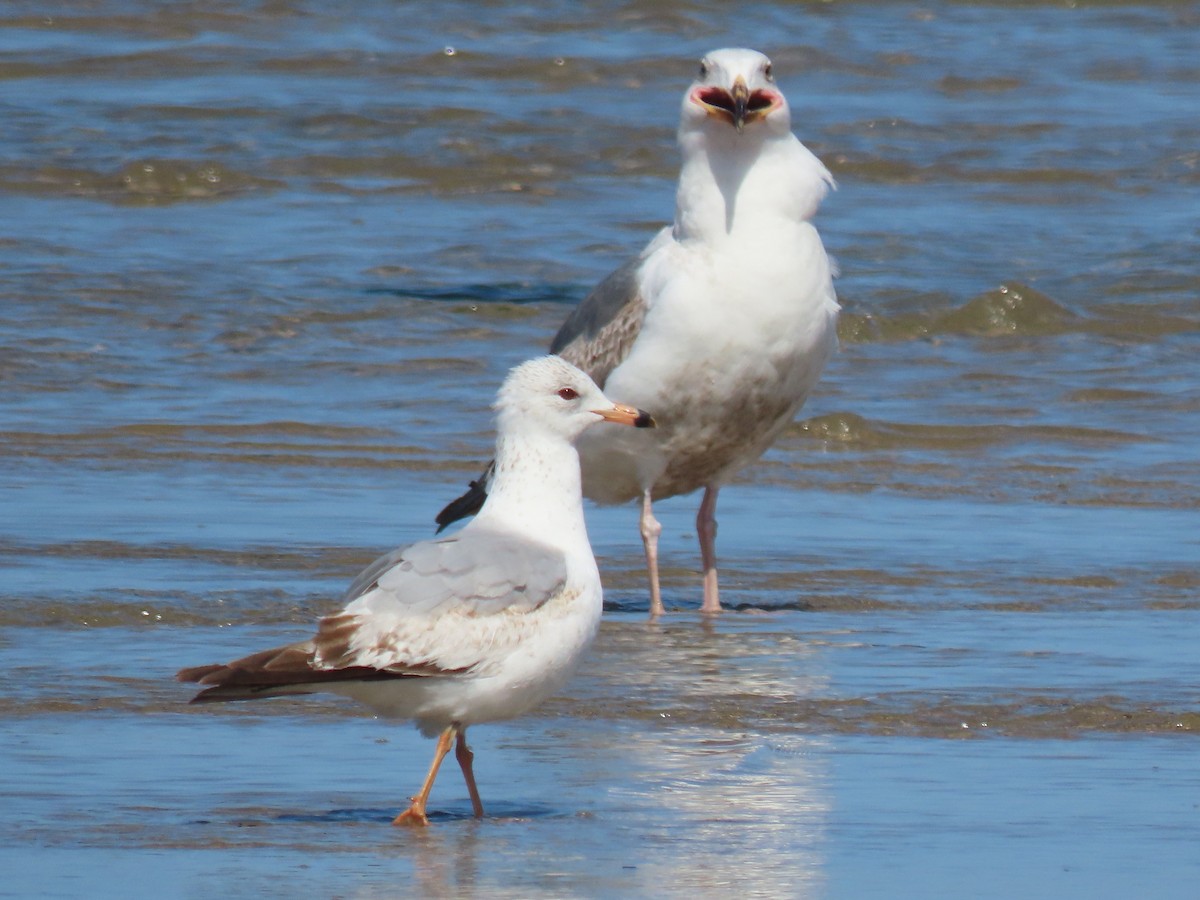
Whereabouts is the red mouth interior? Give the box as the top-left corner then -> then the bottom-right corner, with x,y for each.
696,87 -> 777,114
697,87 -> 735,113
747,90 -> 776,112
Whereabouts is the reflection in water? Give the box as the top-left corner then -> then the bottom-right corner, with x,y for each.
382,824 -> 487,899
364,725 -> 831,898
353,616 -> 837,895
606,730 -> 830,898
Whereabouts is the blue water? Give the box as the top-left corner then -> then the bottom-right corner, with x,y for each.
2,1 -> 1199,897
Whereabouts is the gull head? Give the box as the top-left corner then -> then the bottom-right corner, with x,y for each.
683,48 -> 789,135
495,356 -> 655,443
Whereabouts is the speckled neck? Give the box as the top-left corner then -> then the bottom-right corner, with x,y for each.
477,429 -> 591,553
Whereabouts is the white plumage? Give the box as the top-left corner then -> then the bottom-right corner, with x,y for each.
178,355 -> 653,825
438,48 -> 839,617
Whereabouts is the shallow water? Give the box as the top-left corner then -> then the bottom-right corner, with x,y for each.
2,1 -> 1198,897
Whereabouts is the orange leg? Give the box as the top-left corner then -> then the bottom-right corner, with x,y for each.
640,489 -> 665,618
393,724 -> 456,826
697,485 -> 722,615
455,728 -> 484,818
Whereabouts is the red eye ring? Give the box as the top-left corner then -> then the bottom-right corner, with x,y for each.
557,387 -> 579,400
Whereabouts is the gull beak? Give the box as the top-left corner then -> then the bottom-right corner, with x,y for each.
692,78 -> 778,132
731,76 -> 750,133
593,403 -> 656,428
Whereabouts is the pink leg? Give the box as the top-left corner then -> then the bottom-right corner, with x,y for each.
697,485 -> 721,614
639,489 -> 665,618
454,728 -> 484,819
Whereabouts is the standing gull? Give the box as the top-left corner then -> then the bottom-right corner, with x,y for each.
177,356 -> 654,826
437,48 -> 839,617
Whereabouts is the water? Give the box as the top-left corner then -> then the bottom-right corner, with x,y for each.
2,1 -> 1198,897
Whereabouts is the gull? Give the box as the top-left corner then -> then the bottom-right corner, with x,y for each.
177,356 -> 654,826
437,48 -> 839,617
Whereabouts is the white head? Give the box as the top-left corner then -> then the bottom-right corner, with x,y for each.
494,356 -> 654,444
681,48 -> 791,138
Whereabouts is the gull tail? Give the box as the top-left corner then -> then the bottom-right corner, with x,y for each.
177,641 -> 400,704
176,642 -> 323,703
177,625 -> 458,705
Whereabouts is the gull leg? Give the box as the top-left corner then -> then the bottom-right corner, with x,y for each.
640,489 -> 665,618
394,724 -> 456,826
455,727 -> 484,819
697,485 -> 721,615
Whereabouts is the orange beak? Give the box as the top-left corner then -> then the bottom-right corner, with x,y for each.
593,403 -> 656,428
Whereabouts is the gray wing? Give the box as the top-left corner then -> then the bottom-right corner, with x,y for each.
341,528 -> 568,618
312,527 -> 571,672
342,544 -> 411,603
550,256 -> 648,388
178,529 -> 569,694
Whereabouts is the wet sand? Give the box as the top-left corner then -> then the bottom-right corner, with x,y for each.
3,603 -> 1199,897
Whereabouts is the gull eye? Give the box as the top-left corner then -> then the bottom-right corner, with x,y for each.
557,387 -> 580,401
764,63 -> 774,82
698,60 -> 709,79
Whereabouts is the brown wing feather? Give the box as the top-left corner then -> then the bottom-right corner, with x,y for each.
177,615 -> 468,705
555,298 -> 646,388
550,257 -> 647,388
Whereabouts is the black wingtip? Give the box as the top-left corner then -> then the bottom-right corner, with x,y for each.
435,478 -> 489,532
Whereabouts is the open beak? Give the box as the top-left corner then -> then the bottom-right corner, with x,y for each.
593,403 -> 656,428
691,77 -> 780,133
